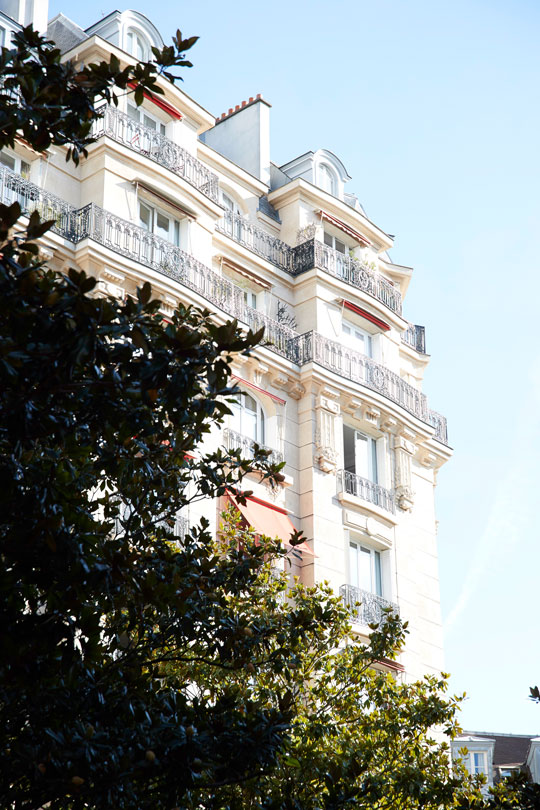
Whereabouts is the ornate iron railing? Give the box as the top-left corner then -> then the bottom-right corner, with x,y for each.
337,469 -> 396,514
71,204 -> 296,359
292,331 -> 428,421
0,165 -> 77,238
340,583 -> 399,626
427,409 -> 448,446
223,428 -> 284,466
217,209 -> 294,272
0,167 -> 449,444
93,106 -> 219,203
293,239 -> 402,315
402,323 -> 426,354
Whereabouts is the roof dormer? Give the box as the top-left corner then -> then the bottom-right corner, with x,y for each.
85,9 -> 164,60
278,148 -> 351,201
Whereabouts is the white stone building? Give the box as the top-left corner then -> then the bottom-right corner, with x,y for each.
1,0 -> 452,682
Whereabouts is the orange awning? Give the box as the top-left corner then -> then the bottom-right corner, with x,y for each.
318,210 -> 371,247
227,493 -> 315,555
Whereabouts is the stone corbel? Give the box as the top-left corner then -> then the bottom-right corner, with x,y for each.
271,373 -> 305,400
314,395 -> 340,473
253,363 -> 269,387
394,435 -> 416,512
342,395 -> 363,416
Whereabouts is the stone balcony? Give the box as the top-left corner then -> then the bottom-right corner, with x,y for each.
339,583 -> 399,626
222,427 -> 284,466
93,106 -> 220,203
0,167 -> 449,446
337,469 -> 396,514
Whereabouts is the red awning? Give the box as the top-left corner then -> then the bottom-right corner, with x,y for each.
227,493 -> 315,555
342,300 -> 390,331
318,210 -> 371,247
127,81 -> 183,120
232,376 -> 286,405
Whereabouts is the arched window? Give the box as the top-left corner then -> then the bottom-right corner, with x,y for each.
319,163 -> 337,196
230,392 -> 265,444
127,29 -> 148,61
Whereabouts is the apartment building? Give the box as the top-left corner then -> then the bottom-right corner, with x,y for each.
1,1 -> 452,682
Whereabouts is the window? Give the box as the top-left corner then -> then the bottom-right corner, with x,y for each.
0,151 -> 30,179
323,230 -> 346,254
471,752 -> 487,776
127,102 -> 166,136
499,768 -> 515,779
222,193 -> 241,215
342,319 -> 372,358
343,424 -> 378,483
127,29 -> 148,61
139,200 -> 180,246
230,392 -> 265,443
319,163 -> 337,195
0,26 -> 6,47
243,290 -> 257,310
349,541 -> 382,596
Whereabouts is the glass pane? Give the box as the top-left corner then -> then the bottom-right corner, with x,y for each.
323,231 -> 333,247
354,432 -> 369,479
373,551 -> 382,595
335,238 -> 346,254
139,202 -> 152,230
243,393 -> 257,413
20,161 -> 30,179
357,546 -> 372,591
160,123 -> 166,136
156,212 -> 170,239
349,542 -> 359,588
343,425 -> 356,474
173,221 -> 180,247
0,152 -> 16,171
243,407 -> 257,441
143,114 -> 157,131
127,103 -> 140,123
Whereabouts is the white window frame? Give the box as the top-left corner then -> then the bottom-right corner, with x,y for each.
342,318 -> 373,359
138,199 -> 181,247
471,751 -> 487,776
127,101 -> 167,137
0,149 -> 30,179
349,540 -> 382,596
126,28 -> 149,61
319,163 -> 337,195
323,230 -> 346,255
230,391 -> 265,444
343,424 -> 378,484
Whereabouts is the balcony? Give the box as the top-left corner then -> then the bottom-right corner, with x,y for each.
340,583 -> 399,626
337,469 -> 396,514
216,209 -> 294,273
0,167 -> 449,446
292,331 -> 428,422
223,428 -> 284,466
402,323 -> 426,354
93,106 -> 219,203
293,239 -> 402,316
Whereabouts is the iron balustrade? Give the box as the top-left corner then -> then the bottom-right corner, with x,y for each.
217,209 -> 294,272
223,427 -> 284,466
338,469 -> 396,514
93,106 -> 220,203
292,331 -> 428,421
0,165 -> 77,238
293,239 -> 403,315
339,583 -> 399,626
402,323 -> 426,354
0,167 -> 449,444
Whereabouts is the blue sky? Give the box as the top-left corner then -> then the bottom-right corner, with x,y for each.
50,0 -> 540,733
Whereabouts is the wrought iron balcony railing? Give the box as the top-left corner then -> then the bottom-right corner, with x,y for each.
0,167 -> 449,445
292,331 -> 428,421
293,239 -> 403,315
402,323 -> 426,354
340,584 -> 399,626
223,427 -> 284,466
337,469 -> 396,514
93,106 -> 220,203
217,209 -> 294,273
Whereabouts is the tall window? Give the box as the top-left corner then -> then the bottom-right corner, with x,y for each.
139,200 -> 180,246
230,392 -> 265,443
323,230 -> 346,254
319,163 -> 337,195
0,151 -> 30,179
127,29 -> 148,61
342,319 -> 372,358
349,541 -> 382,596
127,102 -> 166,136
471,752 -> 487,776
343,425 -> 378,483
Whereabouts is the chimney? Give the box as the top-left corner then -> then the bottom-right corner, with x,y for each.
201,95 -> 271,186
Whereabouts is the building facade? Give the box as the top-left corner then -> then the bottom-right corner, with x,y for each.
2,0 -> 452,682
452,732 -> 540,791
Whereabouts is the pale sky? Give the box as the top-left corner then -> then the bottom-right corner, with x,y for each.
49,0 -> 540,734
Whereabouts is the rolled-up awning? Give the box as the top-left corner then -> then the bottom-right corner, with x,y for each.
318,210 -> 371,247
227,493 -> 315,555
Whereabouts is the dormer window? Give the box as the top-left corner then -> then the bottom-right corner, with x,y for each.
127,29 -> 148,61
319,163 -> 337,196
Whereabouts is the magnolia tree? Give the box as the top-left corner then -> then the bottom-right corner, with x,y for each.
0,22 -> 492,810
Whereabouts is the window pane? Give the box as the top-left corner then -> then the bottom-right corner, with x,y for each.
373,551 -> 382,596
243,394 -> 257,413
156,212 -> 170,234
335,238 -> 346,254
343,425 -> 356,474
143,114 -> 157,131
323,231 -> 333,247
127,103 -> 140,123
139,202 -> 152,230
354,432 -> 369,479
370,439 -> 378,484
0,152 -> 16,171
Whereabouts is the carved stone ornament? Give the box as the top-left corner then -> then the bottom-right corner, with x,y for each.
396,485 -> 415,512
315,445 -> 338,473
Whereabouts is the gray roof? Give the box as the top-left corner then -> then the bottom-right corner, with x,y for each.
47,14 -> 87,53
463,732 -> 537,767
257,196 -> 281,224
